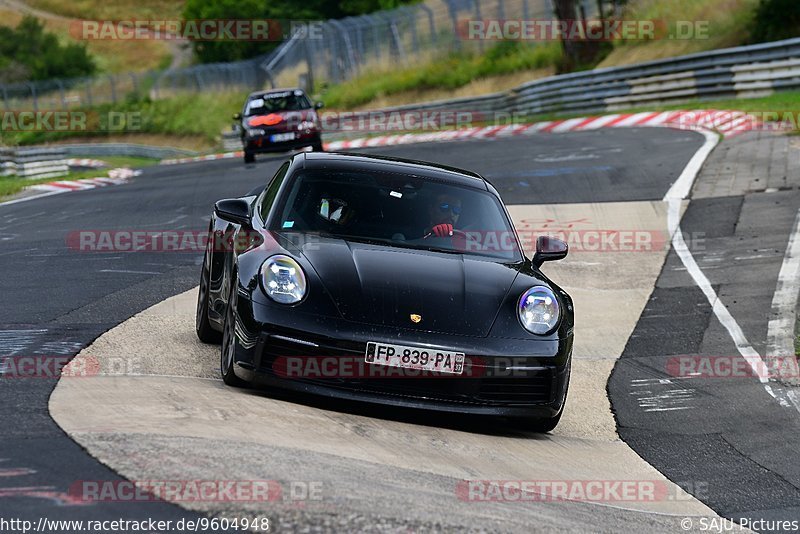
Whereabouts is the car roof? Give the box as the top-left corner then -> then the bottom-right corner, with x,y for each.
295,152 -> 488,190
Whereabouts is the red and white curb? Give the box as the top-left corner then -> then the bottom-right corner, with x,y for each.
28,175 -> 131,193
156,109 -> 762,166
324,110 -> 761,151
1,168 -> 139,207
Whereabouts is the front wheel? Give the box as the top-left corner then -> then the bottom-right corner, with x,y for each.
221,282 -> 247,387
517,412 -> 562,433
196,244 -> 221,344
311,139 -> 324,152
243,150 -> 255,164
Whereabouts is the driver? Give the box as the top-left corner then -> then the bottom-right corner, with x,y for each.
427,193 -> 462,238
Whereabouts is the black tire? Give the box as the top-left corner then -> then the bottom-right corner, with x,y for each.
244,150 -> 255,164
311,140 -> 324,152
196,243 -> 222,344
221,281 -> 248,387
521,412 -> 563,433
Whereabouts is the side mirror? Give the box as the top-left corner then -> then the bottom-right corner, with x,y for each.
314,101 -> 324,109
233,112 -> 242,120
532,236 -> 568,268
215,198 -> 251,226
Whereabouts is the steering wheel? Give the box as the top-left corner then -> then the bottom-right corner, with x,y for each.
422,229 -> 481,247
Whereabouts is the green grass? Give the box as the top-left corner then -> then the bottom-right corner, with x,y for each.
0,176 -> 59,199
594,0 -> 759,68
0,155 -> 159,200
320,41 -> 563,109
0,91 -> 247,147
25,0 -> 185,21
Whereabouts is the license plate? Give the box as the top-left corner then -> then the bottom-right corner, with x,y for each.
365,342 -> 464,375
270,132 -> 295,142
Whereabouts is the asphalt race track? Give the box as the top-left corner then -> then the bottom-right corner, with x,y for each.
1,127 -> 797,531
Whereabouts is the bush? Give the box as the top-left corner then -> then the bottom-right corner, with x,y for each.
751,0 -> 800,42
183,0 -> 420,63
0,16 -> 95,83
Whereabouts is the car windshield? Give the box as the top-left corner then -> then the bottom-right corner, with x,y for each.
244,92 -> 311,115
270,169 -> 522,261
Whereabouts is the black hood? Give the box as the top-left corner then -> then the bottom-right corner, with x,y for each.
299,237 -> 519,336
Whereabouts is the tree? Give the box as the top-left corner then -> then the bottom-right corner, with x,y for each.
183,0 -> 419,63
751,0 -> 800,43
552,0 -> 604,72
0,16 -> 95,83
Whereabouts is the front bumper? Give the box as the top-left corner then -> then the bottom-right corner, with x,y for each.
243,131 -> 321,153
232,300 -> 572,418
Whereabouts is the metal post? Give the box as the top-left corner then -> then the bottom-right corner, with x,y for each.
389,19 -> 406,64
304,37 -> 314,93
418,4 -> 436,41
326,25 -> 341,82
329,20 -> 357,79
401,7 -> 419,55
369,14 -> 381,60
474,0 -> 484,53
56,79 -> 66,109
108,74 -> 117,103
445,0 -> 461,51
27,82 -> 37,112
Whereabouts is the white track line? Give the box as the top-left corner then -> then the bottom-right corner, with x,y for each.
766,209 -> 800,368
0,190 -> 67,207
664,128 -> 797,409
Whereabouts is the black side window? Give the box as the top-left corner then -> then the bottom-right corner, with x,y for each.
259,162 -> 290,222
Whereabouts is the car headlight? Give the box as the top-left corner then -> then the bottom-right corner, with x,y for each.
518,286 -> 560,335
261,255 -> 307,304
297,120 -> 316,131
246,128 -> 265,137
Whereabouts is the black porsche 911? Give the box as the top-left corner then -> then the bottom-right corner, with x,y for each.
196,152 -> 574,431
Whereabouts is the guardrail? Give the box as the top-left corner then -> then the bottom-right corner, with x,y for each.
0,147 -> 68,179
358,37 -> 800,120
221,131 -> 241,152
